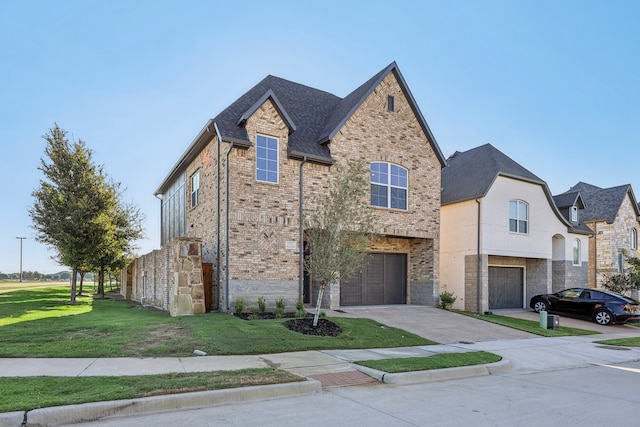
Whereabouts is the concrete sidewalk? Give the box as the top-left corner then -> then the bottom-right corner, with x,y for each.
4,307 -> 640,426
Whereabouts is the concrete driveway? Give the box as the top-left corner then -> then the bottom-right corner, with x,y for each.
327,305 -> 640,343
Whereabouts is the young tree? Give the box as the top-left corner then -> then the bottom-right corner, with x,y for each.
603,249 -> 640,296
304,160 -> 379,326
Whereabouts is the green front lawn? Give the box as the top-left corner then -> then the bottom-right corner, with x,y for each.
0,286 -> 434,357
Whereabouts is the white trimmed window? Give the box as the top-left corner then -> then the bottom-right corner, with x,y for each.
571,206 -> 578,222
573,239 -> 581,265
256,134 -> 279,183
190,170 -> 200,208
632,228 -> 637,250
509,200 -> 528,233
370,162 -> 408,210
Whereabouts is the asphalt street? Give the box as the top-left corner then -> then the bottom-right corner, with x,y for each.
70,359 -> 640,427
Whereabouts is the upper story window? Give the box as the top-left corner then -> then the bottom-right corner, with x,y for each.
632,228 -> 638,250
573,239 -> 581,265
571,206 -> 578,222
370,162 -> 408,210
256,134 -> 279,184
509,200 -> 528,233
387,95 -> 395,112
190,170 -> 200,208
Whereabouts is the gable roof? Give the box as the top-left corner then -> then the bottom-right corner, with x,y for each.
441,144 -> 590,234
441,144 -> 545,205
552,191 -> 585,210
156,62 -> 446,195
552,191 -> 592,234
564,182 -> 640,223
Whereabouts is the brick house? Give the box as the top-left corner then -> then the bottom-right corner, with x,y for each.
561,182 -> 640,288
440,144 -> 592,313
138,62 -> 446,314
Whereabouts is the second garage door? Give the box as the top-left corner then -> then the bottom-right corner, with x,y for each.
341,253 -> 407,306
488,266 -> 524,309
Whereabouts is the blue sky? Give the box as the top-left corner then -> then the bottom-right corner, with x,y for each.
1,0 -> 639,274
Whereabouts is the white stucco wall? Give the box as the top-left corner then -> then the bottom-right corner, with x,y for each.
440,175 -> 589,309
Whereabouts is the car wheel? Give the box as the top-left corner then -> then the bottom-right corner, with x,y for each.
533,300 -> 549,312
594,309 -> 613,325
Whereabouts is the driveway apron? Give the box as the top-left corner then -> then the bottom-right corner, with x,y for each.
327,305 -> 536,343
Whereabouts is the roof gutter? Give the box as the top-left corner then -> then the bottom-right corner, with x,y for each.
288,149 -> 334,166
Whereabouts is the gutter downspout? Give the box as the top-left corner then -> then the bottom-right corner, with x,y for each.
299,156 -> 307,303
476,199 -> 482,314
214,122 -> 222,310
225,140 -> 235,311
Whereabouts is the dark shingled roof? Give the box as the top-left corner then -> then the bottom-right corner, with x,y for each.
564,182 -> 640,223
441,144 -> 545,205
156,62 -> 446,195
552,191 -> 583,210
441,144 -> 591,234
552,191 -> 592,234
214,75 -> 341,161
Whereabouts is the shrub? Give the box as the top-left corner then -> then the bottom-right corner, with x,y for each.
257,297 -> 266,313
234,298 -> 245,315
438,290 -> 456,310
275,298 -> 285,318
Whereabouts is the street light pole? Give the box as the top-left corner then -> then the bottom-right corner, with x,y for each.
16,237 -> 26,282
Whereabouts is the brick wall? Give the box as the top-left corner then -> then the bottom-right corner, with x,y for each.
203,71 -> 442,310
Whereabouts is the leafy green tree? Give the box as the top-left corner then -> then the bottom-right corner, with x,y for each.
30,124 -> 144,302
303,161 -> 379,326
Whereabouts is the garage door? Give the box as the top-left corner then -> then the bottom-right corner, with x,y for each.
488,266 -> 524,309
340,253 -> 406,306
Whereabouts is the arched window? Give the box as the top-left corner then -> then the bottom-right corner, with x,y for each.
573,239 -> 581,266
632,228 -> 637,250
509,200 -> 528,233
370,162 -> 408,210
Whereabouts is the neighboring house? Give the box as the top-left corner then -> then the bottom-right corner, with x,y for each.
440,144 -> 591,313
561,182 -> 640,288
129,62 -> 447,315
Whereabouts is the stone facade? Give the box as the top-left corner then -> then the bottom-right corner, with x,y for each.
170,237 -> 205,316
122,237 -> 205,316
586,193 -> 640,288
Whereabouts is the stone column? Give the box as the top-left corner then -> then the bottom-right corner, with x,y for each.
170,237 -> 205,316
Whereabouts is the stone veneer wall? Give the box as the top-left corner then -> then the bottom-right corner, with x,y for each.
123,237 -> 205,316
124,246 -> 173,310
170,237 -> 205,316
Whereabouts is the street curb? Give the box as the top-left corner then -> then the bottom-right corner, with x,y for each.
10,379 -> 321,427
354,359 -> 512,385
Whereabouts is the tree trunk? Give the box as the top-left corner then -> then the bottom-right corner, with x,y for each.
77,271 -> 85,296
97,268 -> 105,299
313,283 -> 326,327
70,267 -> 77,304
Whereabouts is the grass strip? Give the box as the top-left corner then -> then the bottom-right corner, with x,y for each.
595,336 -> 640,347
355,351 -> 501,373
0,368 -> 301,413
453,311 -> 598,337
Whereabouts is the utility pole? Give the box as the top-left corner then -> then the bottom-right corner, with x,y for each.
16,237 -> 26,282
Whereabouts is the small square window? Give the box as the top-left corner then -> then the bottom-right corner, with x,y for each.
387,95 -> 395,112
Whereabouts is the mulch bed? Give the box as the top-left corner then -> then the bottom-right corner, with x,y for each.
235,312 -> 343,337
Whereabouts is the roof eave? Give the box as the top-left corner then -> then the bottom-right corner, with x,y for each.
154,119 -> 215,196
